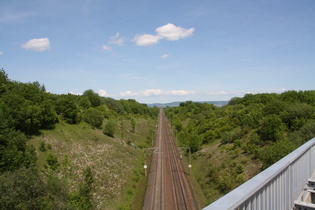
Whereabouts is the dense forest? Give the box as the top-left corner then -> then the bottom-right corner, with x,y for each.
165,90 -> 315,204
0,69 -> 158,209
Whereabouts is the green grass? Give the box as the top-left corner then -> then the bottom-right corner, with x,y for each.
190,140 -> 263,206
29,117 -> 156,209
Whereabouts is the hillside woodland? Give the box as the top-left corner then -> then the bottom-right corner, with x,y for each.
0,69 -> 158,209
2,68 -> 315,209
165,91 -> 315,205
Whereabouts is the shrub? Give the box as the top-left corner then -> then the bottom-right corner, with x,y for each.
83,108 -> 103,128
103,120 -> 115,137
0,168 -> 45,210
39,141 -> 46,152
46,154 -> 59,171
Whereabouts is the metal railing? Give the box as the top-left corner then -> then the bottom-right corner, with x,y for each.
203,137 -> 315,210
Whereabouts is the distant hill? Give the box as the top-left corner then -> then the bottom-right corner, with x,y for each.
147,101 -> 228,108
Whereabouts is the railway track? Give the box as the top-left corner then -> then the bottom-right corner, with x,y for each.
143,110 -> 197,210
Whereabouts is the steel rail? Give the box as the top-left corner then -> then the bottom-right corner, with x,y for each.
143,110 -> 197,210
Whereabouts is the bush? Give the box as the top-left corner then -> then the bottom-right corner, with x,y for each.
103,120 -> 115,137
258,114 -> 285,142
83,108 -> 103,128
260,139 -> 295,169
69,167 -> 94,209
39,141 -> 46,152
0,168 -> 46,210
46,154 -> 59,171
236,164 -> 244,174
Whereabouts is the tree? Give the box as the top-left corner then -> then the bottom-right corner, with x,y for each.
261,139 -> 295,168
189,133 -> 202,153
69,167 -> 94,209
281,103 -> 314,130
55,97 -> 78,124
263,98 -> 285,115
19,82 -> 45,104
0,168 -> 46,210
83,89 -> 101,107
130,118 -> 136,133
78,96 -> 91,109
40,100 -> 58,129
103,120 -> 115,137
228,97 -> 243,105
18,100 -> 42,134
0,69 -> 9,95
102,97 -> 124,113
0,128 -> 37,172
83,108 -> 103,128
258,114 -> 285,142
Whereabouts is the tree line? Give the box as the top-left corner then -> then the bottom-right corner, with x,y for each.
166,91 -> 315,168
165,91 -> 315,201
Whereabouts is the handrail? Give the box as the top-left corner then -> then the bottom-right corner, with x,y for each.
203,137 -> 315,210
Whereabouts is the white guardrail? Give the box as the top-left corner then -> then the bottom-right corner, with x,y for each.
203,137 -> 315,210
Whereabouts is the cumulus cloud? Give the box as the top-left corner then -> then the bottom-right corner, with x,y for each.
161,54 -> 169,59
69,92 -> 83,95
22,38 -> 50,52
120,89 -> 197,97
167,90 -> 197,96
156,23 -> 194,40
102,45 -> 112,51
98,89 -> 108,97
203,89 -> 288,95
133,34 -> 160,46
109,33 -> 124,46
119,89 -> 287,98
133,23 -> 194,46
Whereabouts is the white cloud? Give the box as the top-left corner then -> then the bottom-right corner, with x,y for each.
161,54 -> 169,59
141,89 -> 164,96
120,90 -> 136,96
0,52 -> 3,55
69,92 -> 83,95
133,34 -> 160,46
98,89 -> 108,96
120,89 -> 287,99
102,45 -> 112,51
133,23 -> 194,46
203,89 -> 288,96
120,89 -> 197,97
167,90 -> 197,96
120,89 -> 161,97
22,38 -> 50,52
156,23 -> 194,41
109,32 -> 124,46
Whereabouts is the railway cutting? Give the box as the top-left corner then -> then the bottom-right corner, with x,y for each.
143,110 -> 198,210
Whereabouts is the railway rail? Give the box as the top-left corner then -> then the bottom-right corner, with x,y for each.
143,110 -> 197,210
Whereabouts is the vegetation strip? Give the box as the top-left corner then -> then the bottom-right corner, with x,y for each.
0,69 -> 158,209
1,69 -> 315,208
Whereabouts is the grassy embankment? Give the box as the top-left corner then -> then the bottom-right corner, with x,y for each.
29,117 -> 156,209
169,120 -> 207,209
172,118 -> 263,208
190,139 -> 263,206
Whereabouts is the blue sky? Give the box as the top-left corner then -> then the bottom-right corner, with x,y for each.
1,0 -> 315,103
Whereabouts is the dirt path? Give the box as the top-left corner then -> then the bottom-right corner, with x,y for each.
143,110 -> 197,210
